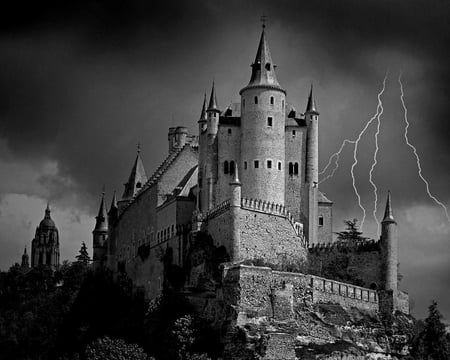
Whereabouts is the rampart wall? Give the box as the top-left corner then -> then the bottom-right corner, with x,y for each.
223,265 -> 380,320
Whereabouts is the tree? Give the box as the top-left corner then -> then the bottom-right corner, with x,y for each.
410,301 -> 450,359
334,219 -> 369,244
76,242 -> 90,265
85,336 -> 151,360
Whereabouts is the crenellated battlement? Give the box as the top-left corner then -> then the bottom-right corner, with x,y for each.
240,197 -> 304,238
308,239 -> 380,253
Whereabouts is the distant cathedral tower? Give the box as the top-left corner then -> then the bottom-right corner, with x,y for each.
31,204 -> 60,268
21,247 -> 29,269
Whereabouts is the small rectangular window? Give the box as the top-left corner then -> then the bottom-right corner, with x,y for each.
292,130 -> 296,136
268,117 -> 273,126
319,216 -> 324,226
267,160 -> 272,168
244,161 -> 247,170
254,160 -> 259,169
270,96 -> 274,105
278,161 -> 281,170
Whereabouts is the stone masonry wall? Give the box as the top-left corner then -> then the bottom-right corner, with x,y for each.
239,208 -> 307,265
317,203 -> 332,243
224,265 -> 379,320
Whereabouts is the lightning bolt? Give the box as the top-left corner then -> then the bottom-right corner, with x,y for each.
368,75 -> 386,236
399,73 -> 450,223
350,73 -> 388,230
319,139 -> 356,184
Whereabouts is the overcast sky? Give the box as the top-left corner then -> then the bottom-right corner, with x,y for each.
0,0 -> 449,319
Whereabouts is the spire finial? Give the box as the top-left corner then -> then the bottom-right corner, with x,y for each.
137,142 -> 141,154
207,80 -> 220,112
260,15 -> 267,29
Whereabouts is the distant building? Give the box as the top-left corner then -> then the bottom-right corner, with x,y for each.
30,204 -> 60,269
21,247 -> 29,269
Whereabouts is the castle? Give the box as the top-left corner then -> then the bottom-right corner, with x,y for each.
91,25 -> 409,327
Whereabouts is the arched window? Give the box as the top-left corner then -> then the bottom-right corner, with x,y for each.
278,161 -> 282,170
294,162 -> 299,175
370,283 -> 378,290
267,117 -> 273,126
265,63 -> 271,71
270,96 -> 274,105
254,96 -> 258,104
136,182 -> 142,189
267,160 -> 272,169
224,161 -> 229,174
289,162 -> 294,175
230,161 -> 235,175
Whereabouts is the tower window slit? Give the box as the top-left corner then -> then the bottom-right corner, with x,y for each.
224,161 -> 229,174
278,161 -> 282,170
244,161 -> 247,170
294,162 -> 299,175
319,215 -> 324,226
254,96 -> 258,104
267,117 -> 273,127
228,128 -> 232,135
289,162 -> 293,175
270,96 -> 274,105
267,160 -> 272,169
254,160 -> 259,169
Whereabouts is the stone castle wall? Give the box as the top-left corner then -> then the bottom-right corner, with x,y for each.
284,124 -> 307,221
308,241 -> 382,289
317,202 -> 332,243
223,265 -> 380,319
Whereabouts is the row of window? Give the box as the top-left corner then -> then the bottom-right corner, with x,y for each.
242,97 -> 285,109
223,160 -> 300,174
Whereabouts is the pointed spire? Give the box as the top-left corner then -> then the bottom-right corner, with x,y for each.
207,81 -> 220,113
23,247 -> 27,255
122,147 -> 148,200
94,191 -> 108,232
109,191 -> 118,213
241,25 -> 284,93
382,191 -> 396,223
199,93 -> 208,122
305,83 -> 319,114
45,202 -> 51,218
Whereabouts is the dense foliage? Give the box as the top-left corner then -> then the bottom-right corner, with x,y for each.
408,301 -> 450,360
0,261 -> 214,360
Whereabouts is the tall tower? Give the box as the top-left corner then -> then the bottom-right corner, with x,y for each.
107,191 -> 119,269
239,25 -> 286,205
118,147 -> 148,213
304,85 -> 319,243
206,82 -> 220,210
31,203 -> 60,269
197,94 -> 208,212
93,191 -> 108,270
381,191 -> 398,293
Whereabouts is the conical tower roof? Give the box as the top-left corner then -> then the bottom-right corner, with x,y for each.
94,192 -> 108,232
122,147 -> 148,200
382,191 -> 396,223
207,81 -> 220,113
241,26 -> 284,94
108,191 -> 118,214
199,93 -> 208,122
305,84 -> 319,114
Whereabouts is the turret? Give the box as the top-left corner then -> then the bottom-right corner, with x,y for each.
118,146 -> 148,213
93,191 -> 108,269
381,191 -> 398,293
206,82 -> 221,210
197,94 -> 208,212
239,25 -> 286,205
229,162 -> 242,262
168,126 -> 189,154
21,247 -> 29,269
304,84 -> 320,244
